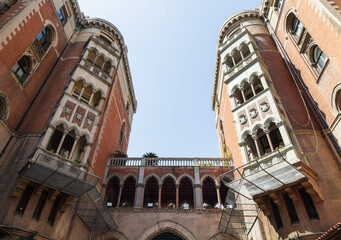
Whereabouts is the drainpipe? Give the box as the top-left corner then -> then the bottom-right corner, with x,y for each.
263,18 -> 341,160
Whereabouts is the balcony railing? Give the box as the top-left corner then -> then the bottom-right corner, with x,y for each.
109,157 -> 233,168
80,60 -> 111,83
19,148 -> 99,197
224,52 -> 258,81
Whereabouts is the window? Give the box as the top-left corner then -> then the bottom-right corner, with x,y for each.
0,96 -> 5,119
16,185 -> 34,216
12,56 -> 31,84
283,192 -> 299,224
260,135 -> 271,154
57,6 -> 68,25
269,129 -> 283,148
47,129 -> 63,153
270,198 -> 283,230
37,28 -> 52,52
33,191 -> 49,220
48,193 -> 65,226
291,16 -> 304,40
118,122 -> 126,149
312,46 -> 327,71
299,188 -> 319,220
275,0 -> 283,9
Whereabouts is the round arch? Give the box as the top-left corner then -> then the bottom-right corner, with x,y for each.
143,174 -> 161,186
0,91 -> 10,120
135,221 -> 196,240
331,83 -> 341,115
176,174 -> 194,186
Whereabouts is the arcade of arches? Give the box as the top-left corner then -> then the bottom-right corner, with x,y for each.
106,175 -> 230,209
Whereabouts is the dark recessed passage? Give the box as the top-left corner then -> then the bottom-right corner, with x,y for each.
152,232 -> 184,240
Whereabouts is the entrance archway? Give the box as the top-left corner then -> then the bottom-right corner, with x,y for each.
152,232 -> 184,240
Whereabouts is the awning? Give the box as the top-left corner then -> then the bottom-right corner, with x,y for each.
219,149 -> 306,238
20,151 -> 100,197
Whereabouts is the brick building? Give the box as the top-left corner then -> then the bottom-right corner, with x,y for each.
212,0 -> 341,239
0,0 -> 137,239
1,0 -> 341,239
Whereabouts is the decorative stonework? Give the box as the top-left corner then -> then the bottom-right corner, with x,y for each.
249,108 -> 258,118
260,102 -> 270,112
239,114 -> 247,125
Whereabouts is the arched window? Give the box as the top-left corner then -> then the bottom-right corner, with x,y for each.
312,46 -> 327,71
0,96 -> 5,119
94,55 -> 104,69
275,0 -> 283,9
59,129 -> 76,159
106,176 -> 120,207
87,49 -> 96,64
202,177 -> 218,208
81,85 -> 93,103
37,27 -> 52,52
120,176 -> 136,207
102,61 -> 112,74
144,176 -> 159,208
219,178 -> 230,209
179,177 -> 193,209
47,125 -> 64,153
291,16 -> 304,39
240,44 -> 251,59
12,56 -> 31,84
72,80 -> 83,98
161,176 -> 176,208
118,122 -> 126,149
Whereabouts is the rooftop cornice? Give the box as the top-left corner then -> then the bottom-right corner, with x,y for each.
212,10 -> 261,110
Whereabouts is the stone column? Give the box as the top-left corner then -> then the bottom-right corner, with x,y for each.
264,128 -> 274,152
260,75 -> 268,89
239,142 -> 250,163
252,134 -> 261,158
158,184 -> 162,208
277,122 -> 291,146
78,82 -> 86,100
69,136 -> 79,159
116,185 -> 123,207
67,79 -> 75,94
82,48 -> 90,59
250,81 -> 256,96
239,87 -> 246,102
56,130 -> 68,154
134,167 -> 145,208
98,97 -> 106,111
216,186 -> 221,209
176,184 -> 179,208
88,88 -> 96,105
81,143 -> 92,165
193,164 -> 203,209
41,125 -> 55,148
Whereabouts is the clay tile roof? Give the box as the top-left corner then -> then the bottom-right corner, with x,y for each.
317,220 -> 341,240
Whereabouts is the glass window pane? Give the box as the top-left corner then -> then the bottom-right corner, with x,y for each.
313,46 -> 321,63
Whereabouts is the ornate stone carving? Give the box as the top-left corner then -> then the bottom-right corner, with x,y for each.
260,102 -> 270,112
249,108 -> 258,118
239,114 -> 247,125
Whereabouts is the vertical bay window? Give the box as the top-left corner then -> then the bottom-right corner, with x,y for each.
270,198 -> 283,230
16,185 -> 34,216
299,188 -> 319,220
33,191 -> 49,220
283,192 -> 299,225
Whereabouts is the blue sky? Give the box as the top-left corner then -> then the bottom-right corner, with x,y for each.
78,0 -> 259,157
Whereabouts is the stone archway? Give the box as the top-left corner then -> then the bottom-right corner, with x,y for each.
135,220 -> 196,240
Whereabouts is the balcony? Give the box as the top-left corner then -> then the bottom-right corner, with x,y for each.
19,147 -> 100,197
224,52 -> 258,81
109,157 -> 233,167
221,145 -> 306,198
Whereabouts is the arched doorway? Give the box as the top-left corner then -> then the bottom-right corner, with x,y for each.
152,232 -> 184,240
